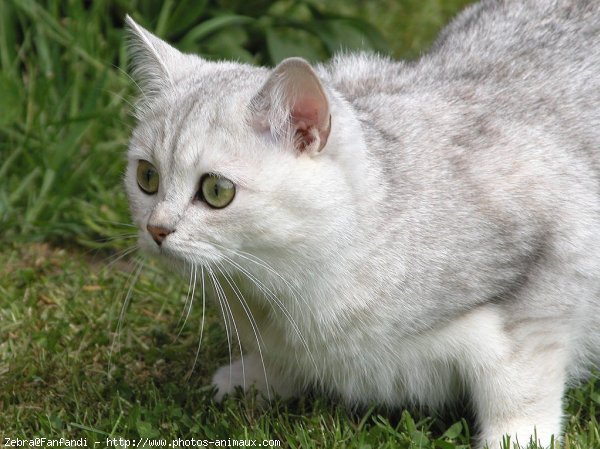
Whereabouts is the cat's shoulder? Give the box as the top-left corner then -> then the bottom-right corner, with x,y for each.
316,53 -> 406,102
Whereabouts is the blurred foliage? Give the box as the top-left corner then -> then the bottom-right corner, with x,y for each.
128,0 -> 390,64
1,0 -> 132,247
333,0 -> 475,59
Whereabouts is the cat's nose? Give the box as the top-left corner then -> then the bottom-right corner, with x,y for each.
147,224 -> 173,246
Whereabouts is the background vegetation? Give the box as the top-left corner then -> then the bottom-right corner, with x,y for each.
1,0 -> 598,448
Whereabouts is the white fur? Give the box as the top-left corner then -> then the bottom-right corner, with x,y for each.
125,3 -> 600,447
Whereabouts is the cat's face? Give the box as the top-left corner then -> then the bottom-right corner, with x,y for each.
125,18 -> 366,278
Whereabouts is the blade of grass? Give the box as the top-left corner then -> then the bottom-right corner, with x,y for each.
24,168 -> 55,225
155,0 -> 175,38
8,167 -> 40,205
179,15 -> 255,50
0,1 -> 17,75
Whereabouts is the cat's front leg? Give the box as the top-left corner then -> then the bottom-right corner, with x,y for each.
211,353 -> 298,401
468,324 -> 567,449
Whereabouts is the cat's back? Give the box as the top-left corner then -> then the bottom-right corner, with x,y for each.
426,0 -> 600,163
327,0 -> 600,102
323,0 -> 600,174
430,0 -> 600,87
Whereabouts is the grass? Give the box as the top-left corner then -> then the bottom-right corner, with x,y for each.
1,1 -> 599,448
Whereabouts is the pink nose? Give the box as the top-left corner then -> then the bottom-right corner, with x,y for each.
146,225 -> 173,246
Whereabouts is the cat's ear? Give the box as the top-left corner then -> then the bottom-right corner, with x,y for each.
251,57 -> 331,154
125,15 -> 184,98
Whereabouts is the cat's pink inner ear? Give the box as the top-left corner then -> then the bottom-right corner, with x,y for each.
254,57 -> 331,153
290,90 -> 331,153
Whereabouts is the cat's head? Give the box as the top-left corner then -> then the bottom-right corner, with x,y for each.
125,17 -> 370,283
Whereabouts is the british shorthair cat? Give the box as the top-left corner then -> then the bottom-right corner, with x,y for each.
124,1 -> 600,447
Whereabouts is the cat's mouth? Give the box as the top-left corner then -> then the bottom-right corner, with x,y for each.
151,236 -> 224,267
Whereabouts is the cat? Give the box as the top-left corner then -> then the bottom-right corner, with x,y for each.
124,1 -> 600,447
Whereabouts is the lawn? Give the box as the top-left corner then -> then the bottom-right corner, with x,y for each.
1,1 -> 599,448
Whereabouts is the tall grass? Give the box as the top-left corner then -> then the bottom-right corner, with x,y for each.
0,0 -> 132,246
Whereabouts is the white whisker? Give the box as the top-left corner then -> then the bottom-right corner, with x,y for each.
96,219 -> 138,228
207,266 -> 234,391
104,245 -> 139,269
189,265 -> 207,376
108,259 -> 144,375
215,261 -> 271,400
213,243 -> 315,323
221,255 -> 322,386
214,263 -> 246,394
112,63 -> 149,104
97,232 -> 139,242
176,262 -> 196,337
213,243 -> 303,296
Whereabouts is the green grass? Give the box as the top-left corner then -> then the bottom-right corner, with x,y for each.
1,1 -> 599,448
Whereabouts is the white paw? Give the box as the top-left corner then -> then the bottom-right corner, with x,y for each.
212,358 -> 250,401
211,354 -> 297,401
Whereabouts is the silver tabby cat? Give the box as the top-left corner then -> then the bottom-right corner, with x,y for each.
124,1 -> 600,447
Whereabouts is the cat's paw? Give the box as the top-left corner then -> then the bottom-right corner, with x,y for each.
211,354 -> 297,401
211,358 -> 255,401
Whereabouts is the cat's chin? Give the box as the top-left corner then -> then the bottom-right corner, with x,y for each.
158,250 -> 211,271
137,234 -> 222,268
142,245 -> 226,276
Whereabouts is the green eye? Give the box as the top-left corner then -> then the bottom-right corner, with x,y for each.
199,174 -> 236,209
136,160 -> 159,194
